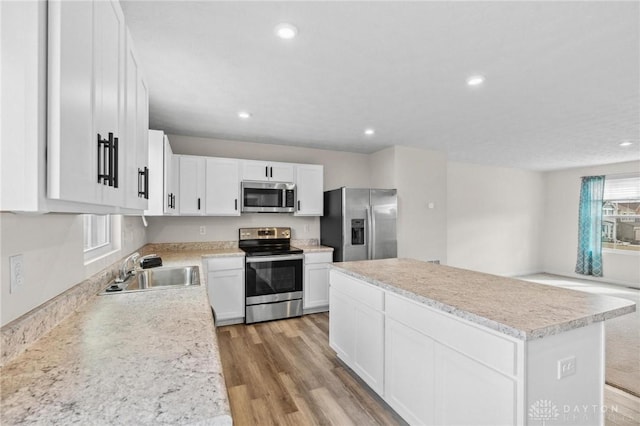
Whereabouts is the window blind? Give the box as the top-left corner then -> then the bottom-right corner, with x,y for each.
603,174 -> 640,200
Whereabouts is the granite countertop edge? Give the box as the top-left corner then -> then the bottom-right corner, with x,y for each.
330,263 -> 636,341
1,255 -> 232,425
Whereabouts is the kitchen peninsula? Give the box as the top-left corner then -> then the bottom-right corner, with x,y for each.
329,258 -> 636,426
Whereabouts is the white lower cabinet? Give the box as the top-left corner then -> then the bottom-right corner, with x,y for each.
206,257 -> 245,325
329,270 -> 385,396
385,318 -> 436,425
303,252 -> 332,312
434,344 -> 517,426
330,269 -> 524,425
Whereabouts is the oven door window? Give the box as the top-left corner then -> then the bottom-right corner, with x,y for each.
243,188 -> 282,208
246,258 -> 302,297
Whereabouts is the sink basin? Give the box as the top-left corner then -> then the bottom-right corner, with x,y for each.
100,266 -> 200,294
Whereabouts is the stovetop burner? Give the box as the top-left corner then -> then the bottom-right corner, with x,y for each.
238,227 -> 302,257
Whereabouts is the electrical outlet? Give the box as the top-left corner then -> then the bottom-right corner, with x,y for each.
558,356 -> 576,379
199,226 -> 206,235
10,254 -> 24,293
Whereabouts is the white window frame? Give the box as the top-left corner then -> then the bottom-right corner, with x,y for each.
602,174 -> 640,254
83,214 -> 120,262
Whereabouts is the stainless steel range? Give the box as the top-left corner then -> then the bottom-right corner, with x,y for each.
239,227 -> 303,324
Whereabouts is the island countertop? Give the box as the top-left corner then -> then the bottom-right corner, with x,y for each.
331,258 -> 636,340
1,265 -> 231,424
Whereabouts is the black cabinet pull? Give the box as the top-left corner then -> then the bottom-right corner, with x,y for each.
97,134 -> 102,183
265,166 -> 268,177
172,194 -> 175,209
197,198 -> 201,210
144,167 -> 149,199
112,135 -> 118,188
298,200 -> 301,211
235,198 -> 238,210
270,167 -> 273,178
97,133 -> 111,185
138,167 -> 149,199
168,193 -> 172,208
107,133 -> 114,187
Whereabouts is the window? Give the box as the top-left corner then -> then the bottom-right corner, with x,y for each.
602,174 -> 640,252
83,214 -> 118,261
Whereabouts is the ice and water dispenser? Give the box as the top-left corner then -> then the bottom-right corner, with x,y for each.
351,219 -> 365,245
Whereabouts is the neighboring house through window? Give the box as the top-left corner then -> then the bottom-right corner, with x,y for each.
602,174 -> 640,252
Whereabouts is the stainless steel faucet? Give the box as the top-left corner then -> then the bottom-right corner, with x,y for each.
116,252 -> 140,283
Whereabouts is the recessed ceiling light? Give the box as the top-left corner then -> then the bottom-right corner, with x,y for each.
619,141 -> 633,147
275,23 -> 298,40
238,111 -> 251,119
466,75 -> 485,86
364,128 -> 375,136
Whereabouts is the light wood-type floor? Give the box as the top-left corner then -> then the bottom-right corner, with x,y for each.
217,313 -> 639,426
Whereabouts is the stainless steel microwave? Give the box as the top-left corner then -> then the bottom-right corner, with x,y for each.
241,181 -> 296,213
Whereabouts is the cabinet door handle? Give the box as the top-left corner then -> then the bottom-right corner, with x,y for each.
138,167 -> 149,199
298,200 -> 301,211
107,133 -> 119,188
97,133 -> 111,185
172,194 -> 175,209
235,198 -> 238,211
197,198 -> 201,210
265,166 -> 268,177
144,167 -> 149,199
168,193 -> 172,208
270,167 -> 273,178
107,133 -> 114,187
97,134 -> 102,183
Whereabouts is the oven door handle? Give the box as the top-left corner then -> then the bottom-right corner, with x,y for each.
245,254 -> 304,263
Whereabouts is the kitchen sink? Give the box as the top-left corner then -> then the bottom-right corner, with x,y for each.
100,266 -> 200,294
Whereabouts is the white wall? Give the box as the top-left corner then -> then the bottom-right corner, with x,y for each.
0,213 -> 147,326
447,162 -> 545,276
368,146 -> 448,263
147,214 -> 318,243
543,161 -> 640,285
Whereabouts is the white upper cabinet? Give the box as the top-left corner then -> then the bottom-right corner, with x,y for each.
47,0 -> 148,212
169,144 -> 180,214
294,164 -> 324,216
205,158 -> 241,216
145,130 -> 176,216
178,155 -> 206,215
124,29 -> 148,210
47,0 -> 99,205
242,160 -> 294,182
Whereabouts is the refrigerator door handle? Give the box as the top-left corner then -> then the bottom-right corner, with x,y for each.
366,206 -> 373,260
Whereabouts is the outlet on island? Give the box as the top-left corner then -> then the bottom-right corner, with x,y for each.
557,355 -> 576,379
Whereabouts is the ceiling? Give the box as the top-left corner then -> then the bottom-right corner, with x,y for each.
121,1 -> 640,171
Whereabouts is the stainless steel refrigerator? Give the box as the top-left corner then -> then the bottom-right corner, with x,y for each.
320,188 -> 397,262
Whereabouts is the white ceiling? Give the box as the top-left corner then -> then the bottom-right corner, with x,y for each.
121,1 -> 640,171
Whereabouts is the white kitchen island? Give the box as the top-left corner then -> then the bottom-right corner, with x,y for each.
329,259 -> 636,426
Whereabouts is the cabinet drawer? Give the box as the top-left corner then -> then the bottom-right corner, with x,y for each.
330,270 -> 384,311
304,252 -> 333,264
386,293 -> 518,376
207,256 -> 244,272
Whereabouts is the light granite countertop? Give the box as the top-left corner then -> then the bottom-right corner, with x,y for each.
331,258 -> 636,341
1,253 -> 232,425
295,244 -> 334,253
